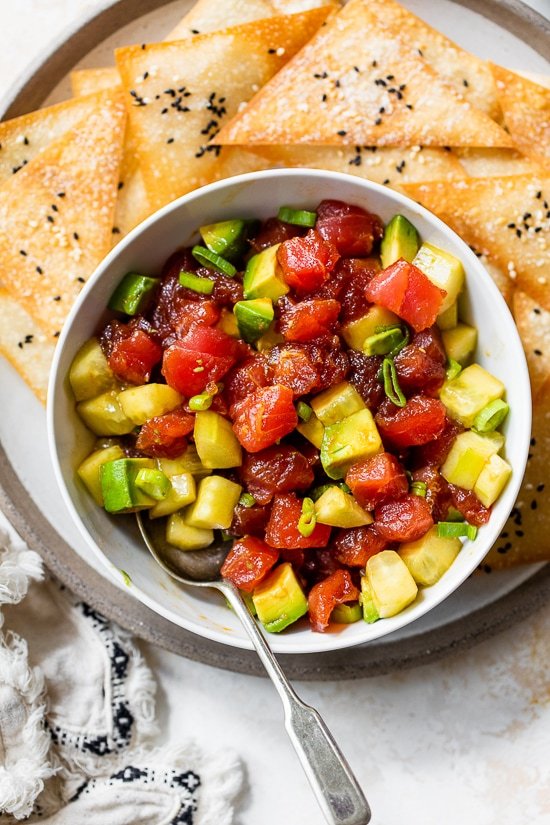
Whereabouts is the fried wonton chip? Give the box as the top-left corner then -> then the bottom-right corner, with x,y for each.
490,64 -> 550,171
115,8 -> 332,210
0,290 -> 55,404
474,253 -> 513,309
215,0 -> 513,148
483,378 -> 550,569
402,176 -> 550,313
513,291 -> 550,403
362,0 -> 500,120
70,67 -> 121,96
456,148 -> 540,178
0,92 -> 126,336
251,144 -> 466,186
167,0 -> 278,39
0,89 -> 121,183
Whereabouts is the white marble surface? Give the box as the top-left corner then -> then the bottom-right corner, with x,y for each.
1,2 -> 550,823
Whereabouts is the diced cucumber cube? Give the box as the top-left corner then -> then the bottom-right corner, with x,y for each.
413,242 -> 465,313
399,526 -> 461,586
77,390 -> 135,436
366,550 -> 418,618
441,323 -> 477,366
314,486 -> 373,528
311,381 -> 365,425
441,430 -> 504,490
166,511 -> 214,550
341,305 -> 400,351
194,411 -> 242,468
69,338 -> 118,401
473,454 -> 512,507
118,384 -> 182,425
149,472 -> 196,519
297,412 -> 325,449
360,577 -> 380,624
321,409 -> 382,480
437,302 -> 458,331
440,364 -> 505,428
185,475 -> 242,530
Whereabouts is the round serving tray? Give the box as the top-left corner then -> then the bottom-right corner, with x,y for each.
1,0 -> 549,680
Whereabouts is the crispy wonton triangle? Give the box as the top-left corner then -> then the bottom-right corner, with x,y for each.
167,0 -> 277,39
402,176 -> 550,313
363,0 -> 500,120
251,144 -> 466,187
215,0 -> 513,148
482,377 -> 550,569
512,290 -> 550,403
456,148 -> 540,179
0,89 -> 122,184
0,92 -> 126,336
490,64 -> 550,171
70,67 -> 121,97
115,8 -> 332,210
0,290 -> 54,404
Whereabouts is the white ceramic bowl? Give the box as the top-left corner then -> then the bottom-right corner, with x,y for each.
47,168 -> 531,655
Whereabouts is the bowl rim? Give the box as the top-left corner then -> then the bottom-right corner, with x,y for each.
47,167 -> 532,654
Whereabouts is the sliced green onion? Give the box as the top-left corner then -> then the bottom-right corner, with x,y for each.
445,358 -> 462,381
277,206 -> 317,227
339,482 -> 352,494
298,497 -> 316,537
188,392 -> 213,411
239,493 -> 256,508
473,399 -> 510,433
363,326 -> 405,356
410,480 -> 427,498
296,401 -> 313,422
134,468 -> 171,500
382,357 -> 406,407
221,530 -> 233,542
437,521 -> 478,540
192,245 -> 237,277
179,270 -> 215,294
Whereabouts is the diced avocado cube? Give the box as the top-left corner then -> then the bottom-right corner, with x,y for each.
77,444 -> 125,505
399,526 -> 461,586
331,602 -> 362,624
255,325 -> 285,352
412,242 -> 465,313
216,308 -> 240,338
243,244 -> 289,300
314,486 -> 373,528
185,475 -> 242,529
440,364 -> 505,427
200,219 -> 247,260
108,273 -> 158,316
441,430 -> 504,490
473,454 -> 512,507
341,305 -> 400,351
321,409 -> 382,480
149,472 -> 196,519
134,468 -> 171,500
297,412 -> 325,449
441,323 -> 477,366
118,384 -> 182,425
380,214 -> 420,268
100,458 -> 156,513
311,381 -> 365,426
69,338 -> 118,401
360,577 -> 380,624
194,411 -> 242,468
252,562 -> 308,633
234,298 -> 274,343
166,511 -> 214,550
437,302 -> 458,331
366,550 -> 418,618
157,447 -> 211,478
77,391 -> 136,436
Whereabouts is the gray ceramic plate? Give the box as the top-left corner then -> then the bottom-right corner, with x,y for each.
1,0 -> 549,679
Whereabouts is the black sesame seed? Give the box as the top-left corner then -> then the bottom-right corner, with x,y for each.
51,204 -> 58,212
535,190 -> 542,198
112,227 -> 121,234
36,266 -> 43,275
483,564 -> 492,573
23,136 -> 29,145
531,500 -> 538,509
534,349 -> 543,356
383,178 -> 390,185
167,137 -> 175,144
371,60 -> 378,67
516,530 -> 524,537
141,43 -> 146,49
77,277 -> 85,283
523,212 -> 532,220
507,222 -> 516,228
418,48 -> 424,56
53,331 -> 60,338
463,79 -> 469,87
531,437 -> 537,446
379,107 -> 385,114
57,192 -> 65,198
375,117 -> 382,125
53,296 -> 61,302
268,48 -> 276,54
537,483 -> 545,492
533,308 -> 541,315
190,29 -> 200,34
322,94 -> 327,102
399,84 -> 407,91
47,215 -> 55,223
17,342 -> 23,349
406,103 -> 414,110
24,334 -> 33,343
73,232 -> 79,241
118,181 -> 124,190
335,79 -> 341,88
19,249 -> 27,256
143,71 -> 149,80
516,229 -> 522,238
354,66 -> 360,73
337,130 -> 347,136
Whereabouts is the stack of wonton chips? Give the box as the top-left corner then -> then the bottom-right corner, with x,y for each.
0,0 -> 549,571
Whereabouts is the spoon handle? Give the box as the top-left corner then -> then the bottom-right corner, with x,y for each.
222,581 -> 371,825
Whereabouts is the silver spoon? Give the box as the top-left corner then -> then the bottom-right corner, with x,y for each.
136,514 -> 371,825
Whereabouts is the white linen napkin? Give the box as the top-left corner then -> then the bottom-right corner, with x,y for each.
0,514 -> 243,824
